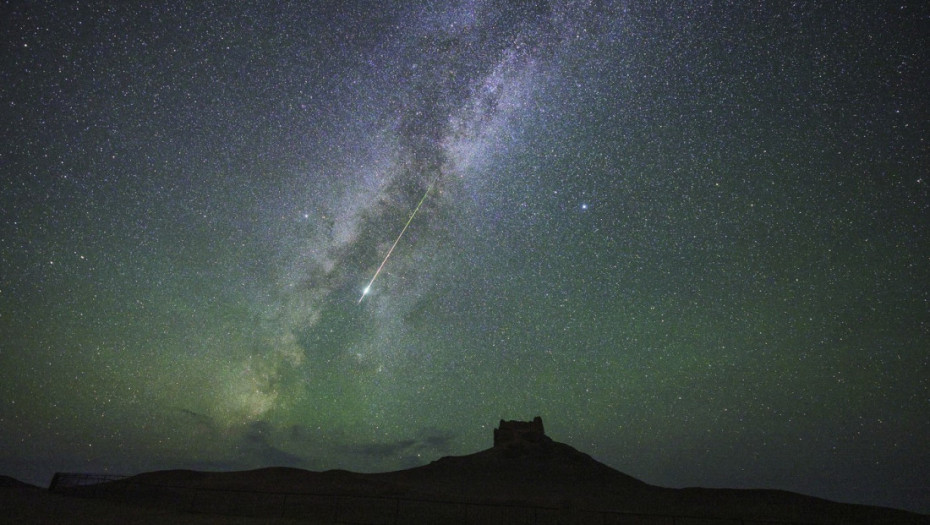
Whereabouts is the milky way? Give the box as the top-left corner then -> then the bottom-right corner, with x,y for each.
1,1 -> 928,514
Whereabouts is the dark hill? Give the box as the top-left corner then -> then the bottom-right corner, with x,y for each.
24,418 -> 930,524
0,474 -> 38,488
373,436 -> 652,506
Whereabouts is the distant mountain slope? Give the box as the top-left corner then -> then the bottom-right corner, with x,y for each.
36,419 -> 930,524
0,474 -> 37,488
101,432 -> 926,524
373,437 -> 652,504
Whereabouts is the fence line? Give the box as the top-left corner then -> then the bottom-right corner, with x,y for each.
48,472 -> 817,525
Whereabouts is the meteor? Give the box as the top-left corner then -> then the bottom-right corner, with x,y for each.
358,180 -> 435,304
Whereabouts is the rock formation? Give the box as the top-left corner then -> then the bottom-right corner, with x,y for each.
493,416 -> 551,454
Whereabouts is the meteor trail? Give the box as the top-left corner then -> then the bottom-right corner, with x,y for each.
358,180 -> 435,303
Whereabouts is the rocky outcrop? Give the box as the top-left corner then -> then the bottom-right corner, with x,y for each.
493,416 -> 550,451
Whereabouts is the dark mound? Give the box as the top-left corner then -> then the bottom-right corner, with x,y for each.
373,437 -> 652,506
124,466 -> 398,496
26,419 -> 930,524
94,438 -> 927,524
0,474 -> 38,488
107,427 -> 653,508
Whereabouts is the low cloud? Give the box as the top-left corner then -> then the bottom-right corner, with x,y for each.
340,428 -> 460,461
343,439 -> 418,458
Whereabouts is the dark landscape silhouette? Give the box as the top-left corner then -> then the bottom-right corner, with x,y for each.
2,418 -> 927,524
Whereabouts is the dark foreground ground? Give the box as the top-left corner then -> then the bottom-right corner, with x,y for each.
3,442 -> 928,524
1,484 -> 333,525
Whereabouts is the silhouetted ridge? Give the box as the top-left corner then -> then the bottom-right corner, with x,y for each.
0,475 -> 37,488
423,431 -> 646,484
33,418 -> 927,524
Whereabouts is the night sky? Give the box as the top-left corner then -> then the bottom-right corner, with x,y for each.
2,0 -> 928,514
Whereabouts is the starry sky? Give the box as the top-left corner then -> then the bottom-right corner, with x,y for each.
2,0 -> 928,514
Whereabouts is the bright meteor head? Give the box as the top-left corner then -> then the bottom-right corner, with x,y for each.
358,285 -> 371,304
